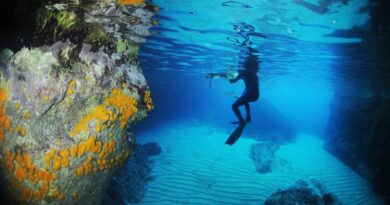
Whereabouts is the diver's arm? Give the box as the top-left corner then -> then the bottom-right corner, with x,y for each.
205,72 -> 227,79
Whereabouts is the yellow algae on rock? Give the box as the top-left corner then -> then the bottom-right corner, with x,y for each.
72,191 -> 78,198
41,95 -> 50,102
22,111 -> 31,119
56,139 -> 62,146
16,125 -> 27,137
65,79 -> 77,108
13,102 -> 21,111
44,149 -> 56,165
67,80 -> 76,95
144,90 -> 154,111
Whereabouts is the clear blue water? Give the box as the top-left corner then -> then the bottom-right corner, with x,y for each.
125,0 -> 386,204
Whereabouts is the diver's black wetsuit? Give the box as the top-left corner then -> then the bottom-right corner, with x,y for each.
230,69 -> 259,124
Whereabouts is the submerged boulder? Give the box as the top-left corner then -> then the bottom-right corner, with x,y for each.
104,142 -> 161,204
250,141 -> 292,174
0,0 -> 157,204
250,141 -> 279,174
264,180 -> 342,205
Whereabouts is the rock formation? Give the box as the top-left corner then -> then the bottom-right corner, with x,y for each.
250,141 -> 292,174
103,142 -> 162,204
264,180 -> 342,205
250,141 -> 280,174
324,1 -> 390,202
325,94 -> 390,201
0,0 -> 157,204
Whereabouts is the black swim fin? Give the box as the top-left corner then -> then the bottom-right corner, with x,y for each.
225,124 -> 246,145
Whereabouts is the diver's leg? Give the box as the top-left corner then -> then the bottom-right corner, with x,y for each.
245,103 -> 251,123
232,97 -> 246,125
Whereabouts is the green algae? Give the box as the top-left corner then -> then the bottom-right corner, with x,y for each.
115,38 -> 139,63
126,42 -> 139,63
116,38 -> 127,53
85,25 -> 110,47
55,11 -> 78,30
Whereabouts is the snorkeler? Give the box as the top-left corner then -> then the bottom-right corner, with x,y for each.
206,54 -> 260,126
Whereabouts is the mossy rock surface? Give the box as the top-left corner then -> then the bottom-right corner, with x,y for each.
0,0 -> 157,204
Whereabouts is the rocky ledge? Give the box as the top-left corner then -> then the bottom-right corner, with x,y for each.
0,0 -> 157,204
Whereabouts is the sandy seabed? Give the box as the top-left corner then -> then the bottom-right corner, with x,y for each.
135,122 -> 383,205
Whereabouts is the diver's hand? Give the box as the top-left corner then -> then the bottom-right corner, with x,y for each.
226,70 -> 237,80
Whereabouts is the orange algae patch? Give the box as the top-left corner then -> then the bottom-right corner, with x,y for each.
15,167 -> 27,180
52,189 -> 65,201
69,88 -> 137,137
0,88 -> 12,141
117,0 -> 144,5
59,149 -> 69,168
77,143 -> 87,157
53,155 -> 61,171
105,88 -> 138,128
73,137 -> 129,176
0,149 -> 57,203
59,149 -> 69,158
70,145 -> 78,157
45,148 -> 71,170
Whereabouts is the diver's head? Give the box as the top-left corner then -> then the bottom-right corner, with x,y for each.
243,54 -> 260,72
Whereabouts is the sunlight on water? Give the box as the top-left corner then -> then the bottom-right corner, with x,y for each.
142,0 -> 371,86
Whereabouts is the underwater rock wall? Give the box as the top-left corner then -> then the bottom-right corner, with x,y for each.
0,0 -> 156,204
325,0 -> 390,202
325,94 -> 390,201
